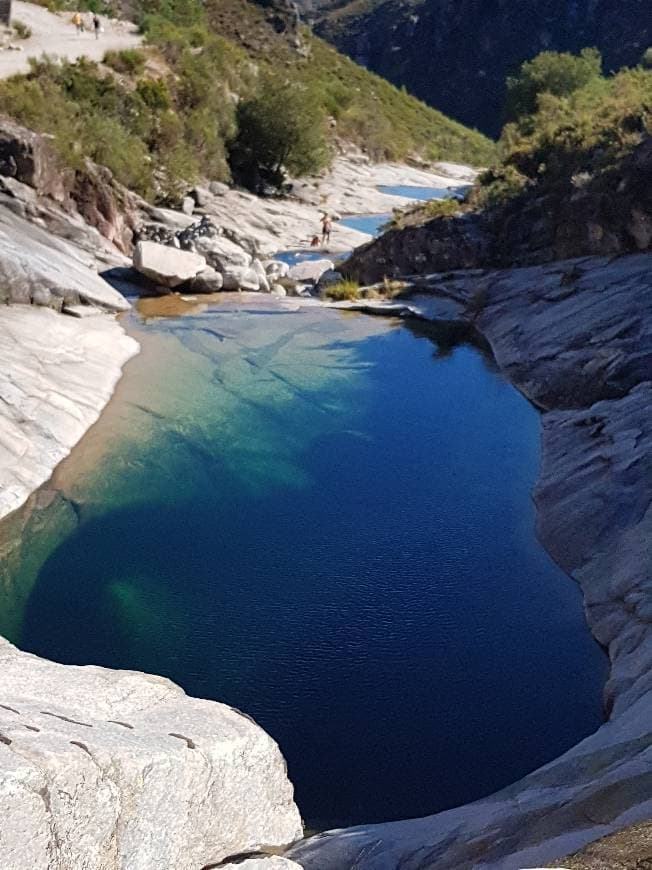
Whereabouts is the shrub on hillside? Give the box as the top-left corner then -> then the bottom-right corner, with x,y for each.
103,49 -> 147,76
465,52 -> 652,210
390,196 -> 462,228
471,165 -> 529,208
229,75 -> 330,191
12,21 -> 32,39
505,48 -> 602,122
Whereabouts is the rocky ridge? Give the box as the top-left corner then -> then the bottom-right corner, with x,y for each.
342,135 -> 652,285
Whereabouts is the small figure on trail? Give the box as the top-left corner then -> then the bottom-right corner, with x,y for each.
72,11 -> 84,33
92,13 -> 101,39
320,213 -> 332,247
310,234 -> 320,248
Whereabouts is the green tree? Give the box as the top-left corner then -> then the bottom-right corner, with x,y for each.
641,47 -> 652,70
505,48 -> 603,122
228,75 -> 330,191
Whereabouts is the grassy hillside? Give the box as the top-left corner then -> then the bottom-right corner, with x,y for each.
0,0 -> 494,202
472,52 -> 652,208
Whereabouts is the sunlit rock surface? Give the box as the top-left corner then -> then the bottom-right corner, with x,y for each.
0,636 -> 302,870
0,307 -> 139,520
0,207 -> 130,311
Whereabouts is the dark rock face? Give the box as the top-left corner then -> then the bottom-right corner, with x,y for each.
343,135 -> 652,283
0,114 -> 71,201
0,116 -> 140,255
311,0 -> 652,136
72,164 -> 140,254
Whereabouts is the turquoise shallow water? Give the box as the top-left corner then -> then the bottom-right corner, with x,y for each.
11,303 -> 606,829
338,214 -> 390,236
378,184 -> 458,200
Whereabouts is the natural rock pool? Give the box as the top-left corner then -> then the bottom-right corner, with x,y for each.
2,298 -> 606,830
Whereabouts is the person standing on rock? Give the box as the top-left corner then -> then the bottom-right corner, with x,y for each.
321,213 -> 332,247
93,13 -> 101,39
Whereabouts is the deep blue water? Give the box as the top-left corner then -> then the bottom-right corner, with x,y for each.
16,307 -> 606,830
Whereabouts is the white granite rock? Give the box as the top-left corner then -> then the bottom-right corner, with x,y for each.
288,259 -> 334,284
0,307 -> 139,521
194,233 -> 252,270
0,207 -> 129,311
222,265 -> 260,291
189,153 -> 472,258
187,266 -> 224,294
0,636 -> 302,870
209,181 -> 230,197
253,258 -> 271,293
266,260 -> 290,279
133,240 -> 206,289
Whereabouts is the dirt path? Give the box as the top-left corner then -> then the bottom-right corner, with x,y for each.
0,0 -> 141,78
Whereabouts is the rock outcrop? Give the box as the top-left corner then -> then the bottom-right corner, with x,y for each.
0,635 -> 302,870
551,821 -> 652,868
0,206 -> 130,311
289,252 -> 652,869
0,117 -> 141,259
0,115 -> 70,201
0,306 -> 139,521
133,240 -> 206,289
343,137 -> 652,283
288,258 -> 334,284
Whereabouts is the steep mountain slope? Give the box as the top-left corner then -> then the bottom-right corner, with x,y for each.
309,0 -> 652,136
0,0 -> 494,206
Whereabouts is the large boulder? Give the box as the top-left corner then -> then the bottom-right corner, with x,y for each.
317,269 -> 344,289
0,636 -> 302,870
222,265 -> 260,291
0,119 -> 140,255
186,266 -> 224,294
133,240 -> 206,289
194,234 -> 252,270
266,259 -> 290,280
209,180 -> 230,197
72,162 -> 141,255
288,258 -> 334,285
252,258 -> 271,293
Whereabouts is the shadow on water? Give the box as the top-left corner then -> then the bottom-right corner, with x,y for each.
16,310 -> 607,831
402,316 -> 497,364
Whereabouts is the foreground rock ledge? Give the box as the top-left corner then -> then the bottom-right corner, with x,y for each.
0,637 -> 302,870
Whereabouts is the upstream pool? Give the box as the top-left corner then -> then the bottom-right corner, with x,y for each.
4,299 -> 606,830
